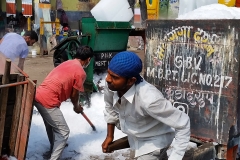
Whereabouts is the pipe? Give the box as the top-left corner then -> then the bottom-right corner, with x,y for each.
27,17 -> 31,31
11,63 -> 29,78
0,80 -> 28,89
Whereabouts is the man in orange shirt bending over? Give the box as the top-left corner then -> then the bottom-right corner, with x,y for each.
34,45 -> 94,160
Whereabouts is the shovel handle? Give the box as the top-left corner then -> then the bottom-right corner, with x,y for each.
81,112 -> 96,131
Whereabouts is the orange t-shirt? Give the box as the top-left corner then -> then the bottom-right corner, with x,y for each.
35,59 -> 86,108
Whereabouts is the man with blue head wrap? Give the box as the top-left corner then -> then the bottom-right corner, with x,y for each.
109,51 -> 143,84
102,51 -> 190,160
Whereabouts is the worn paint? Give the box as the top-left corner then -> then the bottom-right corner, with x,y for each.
144,20 -> 240,145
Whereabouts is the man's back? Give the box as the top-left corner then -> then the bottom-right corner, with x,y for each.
0,33 -> 28,61
36,59 -> 86,108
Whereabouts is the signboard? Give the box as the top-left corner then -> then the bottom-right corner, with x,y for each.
94,52 -> 118,70
145,20 -> 240,144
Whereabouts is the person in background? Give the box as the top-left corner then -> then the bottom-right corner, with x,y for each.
18,13 -> 27,30
59,9 -> 69,30
0,15 -> 4,40
34,45 -> 94,160
7,15 -> 17,28
0,30 -> 38,70
102,51 -> 190,160
128,0 -> 147,27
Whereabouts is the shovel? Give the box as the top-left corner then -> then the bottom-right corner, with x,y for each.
80,111 -> 96,131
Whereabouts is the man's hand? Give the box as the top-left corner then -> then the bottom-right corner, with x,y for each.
18,58 -> 25,70
102,136 -> 114,153
0,38 -> 3,44
73,104 -> 83,114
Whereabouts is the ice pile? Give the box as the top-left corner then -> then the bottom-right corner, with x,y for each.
90,0 -> 133,21
178,3 -> 240,19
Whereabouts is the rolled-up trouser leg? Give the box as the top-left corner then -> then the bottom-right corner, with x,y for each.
43,119 -> 54,151
34,101 -> 70,160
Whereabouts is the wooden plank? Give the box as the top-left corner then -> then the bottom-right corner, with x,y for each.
0,59 -> 11,155
1,83 -> 17,156
9,74 -> 24,155
0,74 -> 18,82
16,79 -> 36,159
14,83 -> 27,157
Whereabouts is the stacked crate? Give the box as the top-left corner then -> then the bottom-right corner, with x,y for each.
0,59 -> 36,159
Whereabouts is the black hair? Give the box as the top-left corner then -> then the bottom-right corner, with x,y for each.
74,45 -> 94,60
23,30 -> 38,42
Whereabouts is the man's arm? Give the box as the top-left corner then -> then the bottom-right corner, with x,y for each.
107,136 -> 129,152
18,58 -> 25,70
102,123 -> 115,153
70,87 -> 83,113
147,94 -> 190,160
102,82 -> 120,153
0,38 -> 3,44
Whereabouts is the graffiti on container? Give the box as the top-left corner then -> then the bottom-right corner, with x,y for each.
160,0 -> 169,9
156,26 -> 219,60
146,26 -> 234,112
163,87 -> 218,122
147,56 -> 232,88
163,87 -> 216,108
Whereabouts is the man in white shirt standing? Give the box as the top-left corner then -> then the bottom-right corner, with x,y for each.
0,30 -> 38,70
102,51 -> 190,160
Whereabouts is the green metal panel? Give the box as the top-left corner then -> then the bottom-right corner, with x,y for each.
80,17 -> 132,92
80,17 -> 132,52
83,59 -> 94,92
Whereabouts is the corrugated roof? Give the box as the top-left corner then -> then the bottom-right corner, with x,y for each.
6,3 -> 16,15
22,4 -> 33,16
6,0 -> 33,16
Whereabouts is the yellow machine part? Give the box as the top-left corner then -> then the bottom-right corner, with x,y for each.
146,0 -> 159,19
218,0 -> 236,7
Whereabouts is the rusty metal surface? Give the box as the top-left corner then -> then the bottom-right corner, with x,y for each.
144,20 -> 240,145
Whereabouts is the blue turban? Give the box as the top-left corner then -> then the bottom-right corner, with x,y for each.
108,51 -> 143,84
